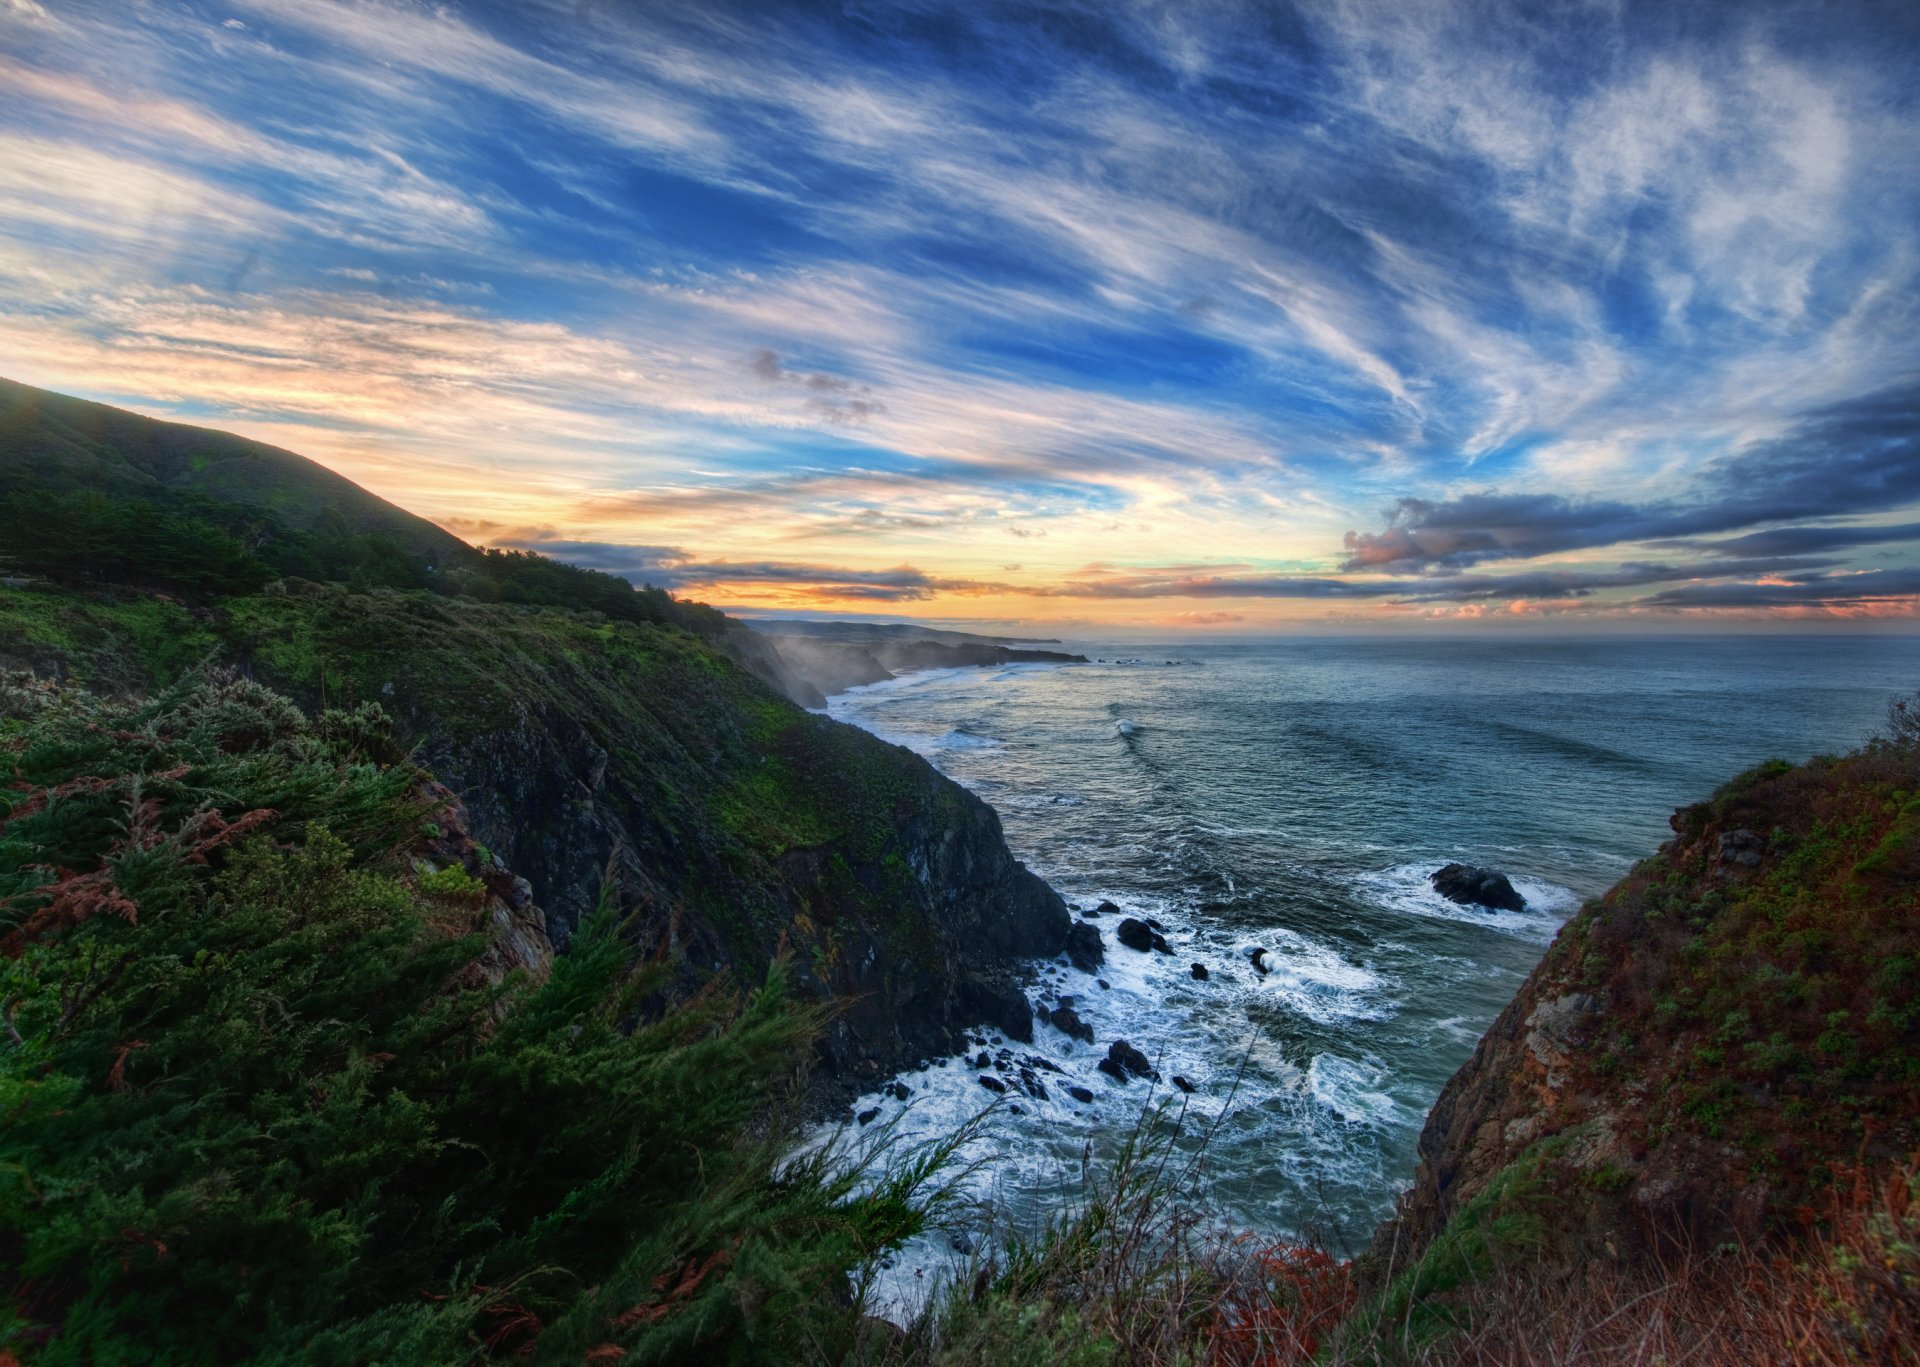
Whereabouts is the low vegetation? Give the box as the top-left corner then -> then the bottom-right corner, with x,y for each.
0,674 -> 946,1363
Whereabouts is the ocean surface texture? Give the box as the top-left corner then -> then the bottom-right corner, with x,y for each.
824,635 -> 1920,1304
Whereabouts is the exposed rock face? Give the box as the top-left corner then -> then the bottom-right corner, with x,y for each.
1430,862 -> 1527,912
412,780 -> 552,988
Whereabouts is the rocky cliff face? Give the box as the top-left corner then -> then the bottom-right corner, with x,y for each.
1370,740 -> 1920,1278
222,584 -> 1069,1104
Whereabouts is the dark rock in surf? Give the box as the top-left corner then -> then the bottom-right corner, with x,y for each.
1150,932 -> 1171,954
959,979 -> 1035,1043
889,1082 -> 911,1101
1096,1057 -> 1129,1083
1249,947 -> 1271,974
978,1075 -> 1007,1094
1066,920 -> 1105,972
972,1051 -> 991,1069
1431,863 -> 1527,912
857,1107 -> 881,1125
1105,1039 -> 1154,1080
1090,900 -> 1122,917
1067,1085 -> 1095,1104
1115,917 -> 1156,952
1171,1075 -> 1196,1094
1191,963 -> 1209,980
1043,1003 -> 1095,1045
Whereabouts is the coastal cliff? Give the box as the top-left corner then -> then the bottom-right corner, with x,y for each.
0,379 -> 1070,1102
1365,726 -> 1920,1309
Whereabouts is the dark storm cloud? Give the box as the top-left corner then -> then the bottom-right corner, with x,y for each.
1650,522 -> 1920,558
1637,568 -> 1920,610
1342,380 -> 1920,572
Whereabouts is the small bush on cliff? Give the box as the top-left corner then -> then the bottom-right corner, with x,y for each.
0,674 -> 934,1363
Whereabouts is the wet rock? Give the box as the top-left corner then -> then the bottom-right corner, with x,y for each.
1097,978 -> 1111,990
889,1082 -> 911,1101
949,1232 -> 974,1255
1145,918 -> 1167,932
1067,1085 -> 1095,1103
1248,947 -> 1271,974
959,979 -> 1034,1043
1018,1068 -> 1049,1100
1171,1075 -> 1196,1094
1023,1054 -> 1065,1074
1191,963 -> 1209,980
1430,863 -> 1527,912
1066,920 -> 1106,972
1096,1058 -> 1129,1083
1089,900 -> 1122,917
857,1107 -> 881,1125
1115,917 -> 1156,951
1042,1002 -> 1095,1045
1105,1039 -> 1154,1080
978,1075 -> 1007,1094
972,1051 -> 991,1069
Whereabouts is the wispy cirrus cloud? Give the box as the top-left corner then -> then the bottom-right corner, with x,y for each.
0,0 -> 1916,627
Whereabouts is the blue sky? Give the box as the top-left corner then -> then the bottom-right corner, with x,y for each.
1,0 -> 1917,629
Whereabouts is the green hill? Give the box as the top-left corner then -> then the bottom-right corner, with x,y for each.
0,381 -> 1068,1110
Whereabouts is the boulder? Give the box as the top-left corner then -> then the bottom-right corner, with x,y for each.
1043,1003 -> 1095,1045
978,1075 -> 1007,1094
1105,1039 -> 1154,1080
1248,947 -> 1271,974
1089,900 -> 1122,917
1067,1085 -> 1095,1104
857,1107 -> 881,1125
1066,920 -> 1105,972
1115,917 -> 1156,951
1190,963 -> 1209,981
1430,863 -> 1527,912
1171,1075 -> 1196,1094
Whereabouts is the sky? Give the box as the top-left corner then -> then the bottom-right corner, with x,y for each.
2,0 -> 1919,634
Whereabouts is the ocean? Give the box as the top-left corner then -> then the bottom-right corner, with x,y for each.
821,634 -> 1920,1308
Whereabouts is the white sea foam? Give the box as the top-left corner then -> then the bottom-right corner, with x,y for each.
1114,718 -> 1141,736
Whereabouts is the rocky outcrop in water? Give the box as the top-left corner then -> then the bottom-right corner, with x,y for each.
1430,862 -> 1526,911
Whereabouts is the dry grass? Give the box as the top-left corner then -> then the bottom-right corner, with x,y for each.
1343,1151 -> 1920,1367
873,1138 -> 1918,1366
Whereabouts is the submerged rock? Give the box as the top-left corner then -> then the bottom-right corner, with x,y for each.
1430,862 -> 1527,912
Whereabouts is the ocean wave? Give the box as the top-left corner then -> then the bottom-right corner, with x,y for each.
1114,718 -> 1141,736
